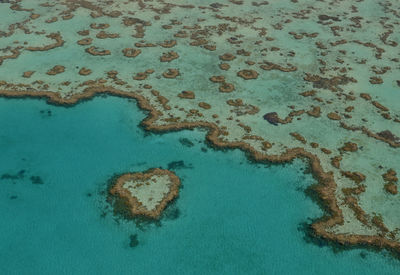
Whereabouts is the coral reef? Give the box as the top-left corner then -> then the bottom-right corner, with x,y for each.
109,168 -> 180,219
0,0 -> 400,258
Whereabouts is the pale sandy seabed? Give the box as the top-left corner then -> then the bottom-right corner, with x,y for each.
0,0 -> 399,255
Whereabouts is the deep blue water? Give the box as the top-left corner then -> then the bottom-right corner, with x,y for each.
0,96 -> 399,274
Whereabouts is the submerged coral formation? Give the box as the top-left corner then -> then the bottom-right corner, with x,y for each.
0,0 -> 399,256
109,168 -> 180,219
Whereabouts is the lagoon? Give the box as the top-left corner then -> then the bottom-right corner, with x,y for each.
0,96 -> 399,274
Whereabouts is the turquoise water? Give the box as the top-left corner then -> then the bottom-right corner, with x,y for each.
0,96 -> 399,274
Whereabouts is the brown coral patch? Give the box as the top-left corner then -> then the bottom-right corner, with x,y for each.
371,215 -> 389,235
340,142 -> 358,152
198,102 -> 211,109
219,82 -> 235,93
262,141 -> 272,150
0,47 -> 21,66
62,14 -> 74,20
106,11 -> 122,18
371,101 -> 389,112
219,63 -> 230,70
162,69 -> 180,79
122,17 -> 148,26
145,69 -> 155,74
22,71 -> 35,78
25,33 -> 64,51
45,17 -> 58,23
327,112 -> 341,121
307,106 -> 321,118
343,196 -> 370,227
382,169 -> 398,194
238,123 -> 251,133
237,69 -> 259,80
342,171 -> 366,184
360,93 -> 371,100
122,48 -> 141,58
46,65 -> 65,75
107,71 -> 118,79
219,53 -> 236,61
30,14 -> 40,20
304,74 -> 356,91
90,23 -> 110,29
77,38 -> 93,46
231,105 -> 259,116
178,91 -> 195,99
310,142 -> 319,148
320,148 -> 332,154
341,123 -> 400,148
209,75 -> 225,83
160,51 -> 179,62
85,46 -> 111,56
290,132 -> 307,144
159,40 -> 177,48
96,31 -> 120,39
237,49 -> 251,56
204,45 -> 216,51
190,38 -> 208,47
300,90 -> 317,97
382,169 -> 398,183
384,183 -> 398,195
77,30 -> 90,36
226,99 -> 243,106
377,130 -> 399,143
260,62 -> 297,72
331,156 -> 342,169
133,72 -> 148,81
135,42 -> 156,48
369,77 -> 383,84
79,67 -> 92,76
288,110 -> 304,117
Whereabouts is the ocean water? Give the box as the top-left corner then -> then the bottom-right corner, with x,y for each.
0,96 -> 399,275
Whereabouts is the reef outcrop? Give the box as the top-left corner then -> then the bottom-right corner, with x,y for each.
109,168 -> 180,219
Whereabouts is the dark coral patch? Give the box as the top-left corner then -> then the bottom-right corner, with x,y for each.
237,69 -> 259,80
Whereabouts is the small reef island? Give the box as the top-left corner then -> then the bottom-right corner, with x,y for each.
109,168 -> 180,219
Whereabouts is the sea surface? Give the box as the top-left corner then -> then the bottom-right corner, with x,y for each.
0,96 -> 399,274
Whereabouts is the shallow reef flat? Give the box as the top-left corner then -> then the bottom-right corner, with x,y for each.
0,0 -> 399,256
